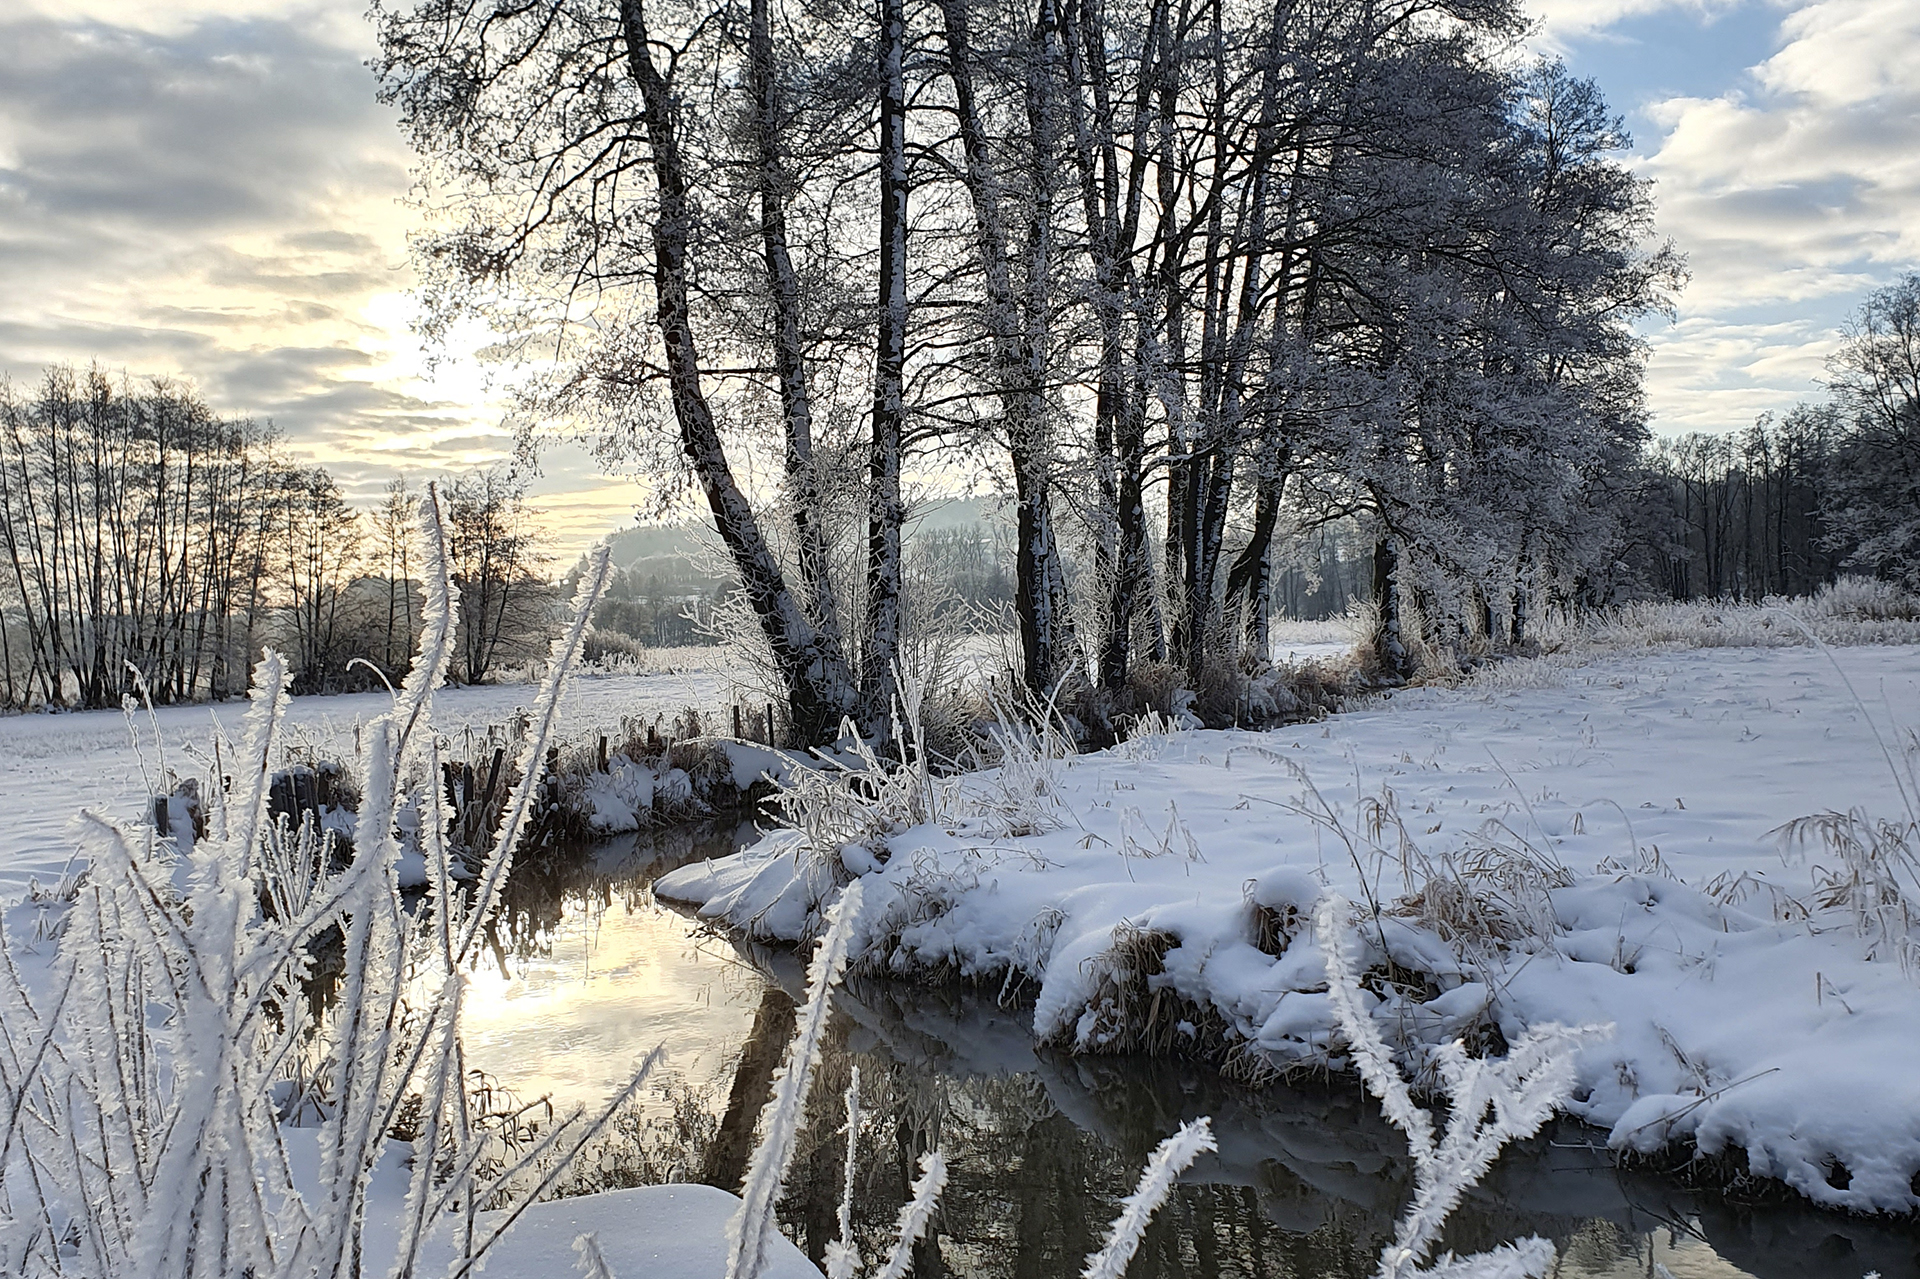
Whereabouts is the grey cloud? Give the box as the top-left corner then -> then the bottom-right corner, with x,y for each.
0,16 -> 406,236
281,230 -> 383,255
0,316 -> 224,370
203,343 -> 375,402
0,8 -> 530,490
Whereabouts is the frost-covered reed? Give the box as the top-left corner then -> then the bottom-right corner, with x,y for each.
1080,1118 -> 1217,1279
870,1149 -> 949,1279
1315,894 -> 1606,1279
0,486 -> 631,1279
1521,577 -> 1920,659
765,665 -> 1074,888
825,1067 -> 864,1279
725,881 -> 866,1279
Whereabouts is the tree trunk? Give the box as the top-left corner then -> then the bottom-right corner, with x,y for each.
1372,536 -> 1412,681
937,0 -> 1073,697
864,0 -> 909,733
1223,465 -> 1284,657
618,0 -> 858,746
750,0 -> 842,648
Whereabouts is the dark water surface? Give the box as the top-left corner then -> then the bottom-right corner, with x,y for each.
464,826 -> 1920,1279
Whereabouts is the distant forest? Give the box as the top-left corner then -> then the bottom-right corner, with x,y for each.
0,367 -> 553,708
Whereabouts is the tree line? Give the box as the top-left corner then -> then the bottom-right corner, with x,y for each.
0,367 -> 554,708
1631,273 -> 1920,602
374,0 -> 1679,740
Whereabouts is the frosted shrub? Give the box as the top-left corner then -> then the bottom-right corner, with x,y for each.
764,676 -> 948,877
766,667 -> 1072,882
1801,576 -> 1920,623
964,678 -> 1073,837
0,488 -> 636,1279
1316,895 -> 1607,1279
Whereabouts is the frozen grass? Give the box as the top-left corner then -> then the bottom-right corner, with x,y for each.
1318,894 -> 1603,1278
1532,577 -> 1920,658
0,492 -> 880,1279
487,644 -> 738,686
0,487 -> 651,1278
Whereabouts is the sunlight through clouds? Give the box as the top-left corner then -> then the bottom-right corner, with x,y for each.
0,0 -> 646,554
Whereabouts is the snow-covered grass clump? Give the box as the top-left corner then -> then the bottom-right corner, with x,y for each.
658,641 -> 1920,1214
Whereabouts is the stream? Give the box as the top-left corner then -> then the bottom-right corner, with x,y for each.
457,825 -> 1920,1278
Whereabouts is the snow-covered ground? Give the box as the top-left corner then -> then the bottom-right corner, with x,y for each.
1268,617 -> 1361,667
660,642 -> 1920,1213
0,663 -> 738,903
285,1124 -> 818,1279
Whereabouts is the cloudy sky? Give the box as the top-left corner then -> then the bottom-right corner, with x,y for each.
1,0 -> 1916,554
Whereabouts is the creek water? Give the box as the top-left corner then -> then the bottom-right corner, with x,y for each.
461,825 -> 1920,1279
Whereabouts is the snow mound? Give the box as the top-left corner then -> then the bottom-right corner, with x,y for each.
471,1182 -> 818,1279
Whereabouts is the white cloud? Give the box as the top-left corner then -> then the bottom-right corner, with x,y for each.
1757,0 -> 1920,104
1627,0 -> 1920,431
1527,0 -> 1748,46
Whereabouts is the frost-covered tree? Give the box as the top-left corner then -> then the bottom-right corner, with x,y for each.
1825,273 -> 1920,588
373,0 -> 867,743
444,466 -> 553,684
373,0 -> 1678,715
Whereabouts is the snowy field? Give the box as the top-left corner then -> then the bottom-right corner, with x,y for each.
0,627 -> 1360,905
661,641 -> 1920,1212
0,659 -> 738,903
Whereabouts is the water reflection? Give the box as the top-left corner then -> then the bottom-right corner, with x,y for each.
460,819 -> 767,1114
469,832 -> 1920,1278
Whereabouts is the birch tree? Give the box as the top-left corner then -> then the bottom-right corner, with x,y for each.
376,0 -> 864,743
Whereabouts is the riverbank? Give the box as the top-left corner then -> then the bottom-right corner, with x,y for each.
657,641 -> 1920,1214
0,665 -> 740,903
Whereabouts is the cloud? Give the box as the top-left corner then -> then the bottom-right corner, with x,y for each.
1619,0 -> 1920,431
1526,0 -> 1761,48
0,3 -> 614,539
0,17 -> 406,242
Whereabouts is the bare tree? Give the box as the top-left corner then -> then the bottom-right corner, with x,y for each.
445,467 -> 551,684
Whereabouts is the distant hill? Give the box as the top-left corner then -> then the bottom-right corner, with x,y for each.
585,495 -> 1010,582
600,521 -> 721,589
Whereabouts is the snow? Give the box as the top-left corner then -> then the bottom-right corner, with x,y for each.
658,643 -> 1920,1212
0,666 -> 736,903
281,1129 -> 817,1279
1269,618 -> 1361,667
456,1183 -> 818,1279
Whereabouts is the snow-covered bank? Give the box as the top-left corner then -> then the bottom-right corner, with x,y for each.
658,643 -> 1920,1213
281,1128 -> 819,1279
0,665 -> 739,903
